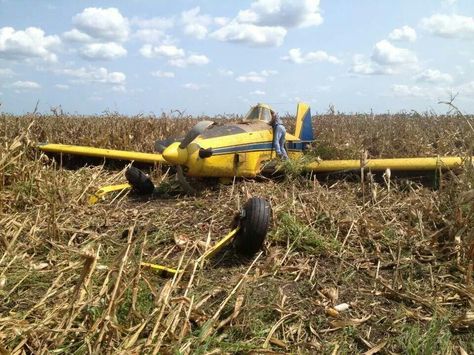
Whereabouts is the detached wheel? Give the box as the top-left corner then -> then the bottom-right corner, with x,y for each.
125,167 -> 155,195
234,197 -> 271,255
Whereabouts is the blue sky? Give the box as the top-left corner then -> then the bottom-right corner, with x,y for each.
0,0 -> 473,115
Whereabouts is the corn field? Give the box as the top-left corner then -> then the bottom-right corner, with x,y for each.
1,110 -> 473,354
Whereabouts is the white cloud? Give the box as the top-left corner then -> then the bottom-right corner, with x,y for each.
0,26 -> 60,62
236,0 -> 323,28
131,16 -> 175,30
151,70 -> 175,78
11,80 -> 41,89
351,40 -> 418,76
392,84 -> 427,97
73,7 -> 129,42
443,0 -> 457,5
214,17 -> 230,26
140,44 -> 209,67
282,48 -> 341,64
250,90 -> 266,95
350,54 -> 394,75
372,40 -> 417,65
218,68 -> 234,76
169,54 -> 210,68
140,44 -> 185,58
392,80 -> 474,101
186,54 -> 209,65
391,84 -> 452,99
111,85 -> 126,93
210,0 -> 322,47
237,74 -> 266,83
130,16 -> 175,44
181,7 -> 211,39
236,69 -> 277,83
79,42 -> 127,60
415,69 -> 453,83
56,66 -> 126,86
55,84 -> 69,90
388,25 -> 417,42
260,69 -> 278,76
0,68 -> 15,77
211,22 -> 286,47
133,29 -> 168,43
63,29 -> 93,43
183,82 -> 203,90
420,14 -> 474,39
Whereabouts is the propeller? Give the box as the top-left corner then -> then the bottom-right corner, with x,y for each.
155,137 -> 180,154
157,120 -> 213,155
179,121 -> 214,149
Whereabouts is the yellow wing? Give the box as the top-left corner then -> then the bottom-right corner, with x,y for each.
303,156 -> 470,172
37,143 -> 166,164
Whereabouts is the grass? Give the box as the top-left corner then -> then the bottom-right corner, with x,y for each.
274,211 -> 340,254
0,109 -> 473,353
116,280 -> 155,325
396,316 -> 453,355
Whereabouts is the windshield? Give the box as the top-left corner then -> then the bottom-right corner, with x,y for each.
243,104 -> 272,123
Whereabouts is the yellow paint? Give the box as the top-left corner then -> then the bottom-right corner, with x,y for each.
38,143 -> 166,164
88,183 -> 131,205
305,156 -> 472,172
181,127 -> 302,178
162,142 -> 188,165
197,227 -> 240,262
140,262 -> 182,275
37,104 -> 307,178
141,226 -> 241,277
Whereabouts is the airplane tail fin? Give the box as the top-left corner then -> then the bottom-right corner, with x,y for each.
294,102 -> 313,142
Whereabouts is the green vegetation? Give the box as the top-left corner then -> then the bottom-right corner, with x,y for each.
274,211 -> 340,254
396,317 -> 453,355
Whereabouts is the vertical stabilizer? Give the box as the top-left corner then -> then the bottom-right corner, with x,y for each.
294,102 -> 313,141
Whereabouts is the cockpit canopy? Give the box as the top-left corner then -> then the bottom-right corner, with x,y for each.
243,103 -> 273,123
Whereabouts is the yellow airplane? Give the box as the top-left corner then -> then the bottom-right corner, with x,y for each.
38,102 -> 314,197
39,102 -> 314,179
38,102 -> 471,198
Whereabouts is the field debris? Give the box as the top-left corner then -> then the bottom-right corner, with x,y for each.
0,111 -> 473,353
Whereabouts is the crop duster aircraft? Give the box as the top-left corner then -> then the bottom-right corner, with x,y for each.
38,102 -> 471,199
39,103 -> 315,196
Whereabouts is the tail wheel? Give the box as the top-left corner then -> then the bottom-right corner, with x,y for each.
234,197 -> 271,255
125,167 -> 155,195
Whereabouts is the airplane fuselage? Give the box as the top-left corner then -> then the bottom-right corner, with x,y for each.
165,121 -> 306,177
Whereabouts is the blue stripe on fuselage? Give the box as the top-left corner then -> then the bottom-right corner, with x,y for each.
211,141 -> 308,155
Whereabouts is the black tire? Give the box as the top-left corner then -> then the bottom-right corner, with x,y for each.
125,167 -> 155,195
234,197 -> 271,255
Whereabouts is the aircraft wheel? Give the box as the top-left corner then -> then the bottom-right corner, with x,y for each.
125,167 -> 155,195
234,197 -> 271,255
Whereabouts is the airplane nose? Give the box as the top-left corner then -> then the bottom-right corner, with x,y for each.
162,142 -> 188,165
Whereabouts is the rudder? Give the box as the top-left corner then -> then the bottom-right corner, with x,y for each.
294,102 -> 313,142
